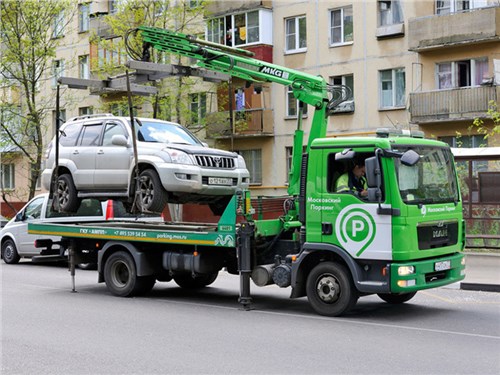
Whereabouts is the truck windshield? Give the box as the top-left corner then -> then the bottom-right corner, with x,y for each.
394,146 -> 460,205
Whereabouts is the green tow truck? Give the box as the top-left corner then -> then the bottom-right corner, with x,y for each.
29,27 -> 465,316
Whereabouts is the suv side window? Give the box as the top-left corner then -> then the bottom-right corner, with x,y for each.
60,123 -> 83,146
102,122 -> 127,146
78,123 -> 103,146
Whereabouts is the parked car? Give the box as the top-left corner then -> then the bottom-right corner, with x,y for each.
0,193 -> 161,265
41,114 -> 250,213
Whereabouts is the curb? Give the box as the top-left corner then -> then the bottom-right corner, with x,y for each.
460,282 -> 500,293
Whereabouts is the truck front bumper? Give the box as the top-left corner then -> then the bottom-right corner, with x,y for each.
390,253 -> 465,293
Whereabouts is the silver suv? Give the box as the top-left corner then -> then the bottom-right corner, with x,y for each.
42,114 -> 249,213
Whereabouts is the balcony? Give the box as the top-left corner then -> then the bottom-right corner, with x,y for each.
408,6 -> 500,52
90,15 -> 114,39
205,108 -> 274,139
409,86 -> 498,124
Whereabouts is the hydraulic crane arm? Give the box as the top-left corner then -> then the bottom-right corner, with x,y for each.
136,26 -> 346,197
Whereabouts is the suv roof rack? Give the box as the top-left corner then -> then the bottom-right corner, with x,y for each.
67,113 -> 114,122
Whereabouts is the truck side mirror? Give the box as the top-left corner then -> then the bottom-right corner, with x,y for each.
401,149 -> 420,166
365,156 -> 380,188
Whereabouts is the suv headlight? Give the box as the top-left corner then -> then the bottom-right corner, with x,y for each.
237,155 -> 247,169
164,149 -> 193,165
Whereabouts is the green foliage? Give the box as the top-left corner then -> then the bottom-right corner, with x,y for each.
0,0 -> 74,201
472,100 -> 500,141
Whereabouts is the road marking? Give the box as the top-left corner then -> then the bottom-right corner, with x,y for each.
422,290 -> 500,304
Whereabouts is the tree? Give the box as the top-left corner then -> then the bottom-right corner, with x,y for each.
0,0 -> 74,203
472,100 -> 500,143
92,0 -> 212,130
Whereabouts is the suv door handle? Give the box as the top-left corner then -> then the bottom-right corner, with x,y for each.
97,150 -> 104,154
72,150 -> 79,155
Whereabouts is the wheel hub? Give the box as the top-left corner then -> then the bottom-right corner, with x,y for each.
111,261 -> 130,288
316,275 -> 341,303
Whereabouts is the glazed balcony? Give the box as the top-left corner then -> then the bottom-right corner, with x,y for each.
408,6 -> 500,52
89,15 -> 114,39
206,108 -> 274,139
409,86 -> 498,123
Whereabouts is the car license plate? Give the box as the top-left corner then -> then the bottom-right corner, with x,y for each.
208,177 -> 232,186
435,260 -> 451,271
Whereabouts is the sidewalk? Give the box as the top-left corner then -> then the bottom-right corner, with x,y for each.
460,252 -> 500,292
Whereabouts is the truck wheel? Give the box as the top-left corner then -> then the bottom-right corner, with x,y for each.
2,239 -> 20,264
137,169 -> 168,213
174,272 -> 218,289
104,251 -> 155,297
56,174 -> 80,213
377,292 -> 417,304
306,262 -> 358,317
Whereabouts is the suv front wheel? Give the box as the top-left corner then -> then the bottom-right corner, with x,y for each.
136,169 -> 168,213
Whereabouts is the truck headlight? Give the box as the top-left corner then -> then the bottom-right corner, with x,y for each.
398,266 -> 415,276
164,149 -> 193,165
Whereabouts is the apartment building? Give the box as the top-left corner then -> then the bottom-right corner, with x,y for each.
1,0 -> 499,212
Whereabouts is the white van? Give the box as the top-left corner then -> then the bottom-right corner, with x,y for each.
0,193 -> 161,265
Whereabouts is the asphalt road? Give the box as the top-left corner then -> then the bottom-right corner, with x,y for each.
1,261 -> 499,375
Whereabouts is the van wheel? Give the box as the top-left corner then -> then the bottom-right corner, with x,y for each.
104,251 -> 155,297
174,272 -> 218,289
2,239 -> 20,264
377,292 -> 417,304
306,262 -> 358,317
56,174 -> 80,213
137,169 -> 168,213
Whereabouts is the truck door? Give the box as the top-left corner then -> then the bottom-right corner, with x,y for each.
320,148 -> 393,261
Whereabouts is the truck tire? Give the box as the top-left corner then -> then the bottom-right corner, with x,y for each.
306,262 -> 358,317
137,169 -> 168,213
56,174 -> 80,213
174,272 -> 218,289
2,239 -> 20,264
377,292 -> 417,304
104,251 -> 155,297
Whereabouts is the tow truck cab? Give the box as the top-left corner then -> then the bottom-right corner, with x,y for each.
298,130 -> 465,295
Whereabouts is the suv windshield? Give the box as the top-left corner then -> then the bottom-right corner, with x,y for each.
135,120 -> 201,145
394,146 -> 460,205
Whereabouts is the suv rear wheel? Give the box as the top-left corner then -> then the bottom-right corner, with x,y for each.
137,169 -> 168,213
56,174 -> 80,213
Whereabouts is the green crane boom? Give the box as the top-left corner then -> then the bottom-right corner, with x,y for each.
138,26 -> 333,196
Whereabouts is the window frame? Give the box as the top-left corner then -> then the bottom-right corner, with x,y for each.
1,163 -> 15,190
51,59 -> 65,87
188,92 -> 207,125
435,58 -> 489,89
52,11 -> 65,38
238,149 -> 262,185
286,86 -> 308,118
329,6 -> 354,46
78,3 -> 90,33
285,15 -> 307,54
379,68 -> 406,109
378,1 -> 403,26
79,55 -> 90,80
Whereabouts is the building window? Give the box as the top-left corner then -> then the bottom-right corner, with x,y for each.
436,0 -> 488,14
286,86 -> 308,117
189,93 -> 207,125
1,164 -> 15,190
51,59 -> 64,87
109,0 -> 120,13
330,6 -> 353,46
379,1 -> 403,26
207,10 -> 271,47
79,107 -> 93,116
285,16 -> 307,53
78,4 -> 90,32
52,109 -> 66,135
436,58 -> 489,89
97,38 -> 126,68
238,149 -> 262,184
79,55 -> 89,79
379,68 -> 405,109
189,0 -> 200,8
330,75 -> 355,113
52,11 -> 65,38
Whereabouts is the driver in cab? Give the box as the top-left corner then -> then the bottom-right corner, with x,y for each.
335,158 -> 368,198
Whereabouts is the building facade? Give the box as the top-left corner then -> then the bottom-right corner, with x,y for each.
1,0 -> 499,213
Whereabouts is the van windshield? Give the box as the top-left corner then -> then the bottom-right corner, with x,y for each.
394,146 -> 460,205
135,120 -> 201,145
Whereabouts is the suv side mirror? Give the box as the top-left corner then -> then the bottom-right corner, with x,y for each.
111,134 -> 128,147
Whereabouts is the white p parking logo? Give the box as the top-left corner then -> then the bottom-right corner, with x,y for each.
335,207 -> 376,257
